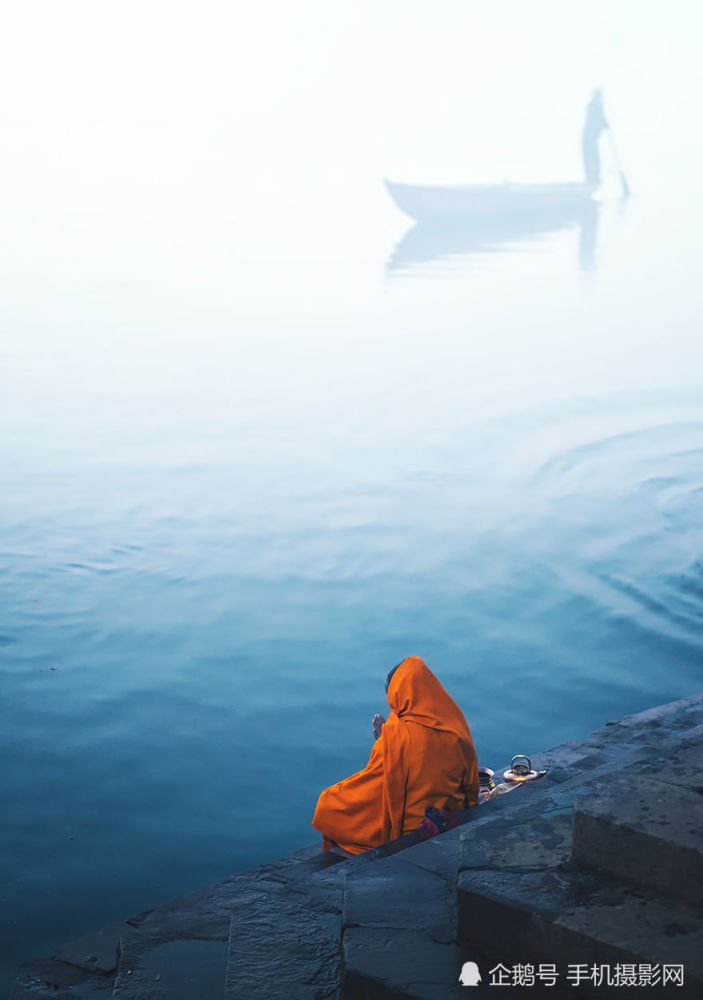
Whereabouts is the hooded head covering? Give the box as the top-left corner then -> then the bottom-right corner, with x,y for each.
386,655 -> 474,737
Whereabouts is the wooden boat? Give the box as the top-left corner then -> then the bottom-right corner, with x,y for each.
384,178 -> 597,224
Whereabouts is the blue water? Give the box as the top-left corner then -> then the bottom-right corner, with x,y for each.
2,192 -> 703,988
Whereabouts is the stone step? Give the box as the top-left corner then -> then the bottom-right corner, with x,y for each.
13,691 -> 703,998
224,889 -> 342,999
109,842 -> 349,1000
457,808 -> 703,997
112,931 -> 228,1000
572,774 -> 703,909
9,922 -> 128,999
337,750 -> 640,1000
223,795 -> 559,1000
109,865 -> 249,1000
223,850 -> 349,1000
340,843 -> 463,1000
458,866 -> 703,996
9,957 -> 112,999
339,831 -> 576,1000
344,927 -> 467,1000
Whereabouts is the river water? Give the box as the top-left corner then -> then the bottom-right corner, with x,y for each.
3,135 -> 703,990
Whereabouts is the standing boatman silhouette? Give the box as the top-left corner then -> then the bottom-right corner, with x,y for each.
582,89 -> 609,184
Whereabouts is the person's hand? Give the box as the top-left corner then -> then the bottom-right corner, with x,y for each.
372,714 -> 386,740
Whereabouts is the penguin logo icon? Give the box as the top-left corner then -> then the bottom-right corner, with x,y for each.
459,961 -> 482,986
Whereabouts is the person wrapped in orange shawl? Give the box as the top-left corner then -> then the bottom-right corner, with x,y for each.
312,656 -> 479,854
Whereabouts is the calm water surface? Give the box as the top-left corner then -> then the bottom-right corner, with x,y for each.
2,192 -> 703,985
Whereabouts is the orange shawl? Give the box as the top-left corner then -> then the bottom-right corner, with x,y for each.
311,656 -> 478,854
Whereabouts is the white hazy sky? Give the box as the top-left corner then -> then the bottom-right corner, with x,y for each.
2,0 -> 703,220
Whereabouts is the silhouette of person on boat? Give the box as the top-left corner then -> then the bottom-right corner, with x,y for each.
385,92 -> 627,274
583,89 -> 609,184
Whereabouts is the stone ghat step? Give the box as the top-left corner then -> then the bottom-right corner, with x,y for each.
340,830 -> 578,1000
10,690 -> 703,998
572,772 -> 703,910
458,867 -> 703,998
227,759 -> 578,999
114,845 -> 349,1000
341,837 -> 465,1000
457,809 -> 703,999
112,935 -> 228,999
338,783 -> 562,1000
223,806 -> 517,1000
263,738 -> 673,999
223,877 -> 343,1000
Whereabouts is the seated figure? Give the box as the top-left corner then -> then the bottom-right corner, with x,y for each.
312,655 -> 479,854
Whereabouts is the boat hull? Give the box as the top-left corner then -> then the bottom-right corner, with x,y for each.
385,179 -> 597,223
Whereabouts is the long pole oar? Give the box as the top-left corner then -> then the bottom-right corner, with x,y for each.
607,129 -> 631,199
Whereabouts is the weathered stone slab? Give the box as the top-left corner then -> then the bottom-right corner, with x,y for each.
458,866 -> 594,949
572,775 -> 703,908
667,704 -> 703,733
393,826 -> 462,879
342,926 -> 467,1000
558,893 -> 703,976
119,870 -> 340,998
656,722 -> 703,749
458,769 -> 634,878
250,844 -> 347,886
460,813 -> 573,873
225,890 -> 341,1000
528,743 -> 614,783
51,921 -> 126,975
638,734 -> 703,790
463,743 -> 663,844
609,692 -> 703,728
9,958 -> 111,999
126,871 -> 271,941
343,856 -> 454,944
113,936 -> 227,1000
457,866 -> 703,996
112,928 -> 162,999
580,699 -> 703,757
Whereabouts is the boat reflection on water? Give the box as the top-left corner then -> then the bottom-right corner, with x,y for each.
386,184 -> 600,273
385,91 -> 624,275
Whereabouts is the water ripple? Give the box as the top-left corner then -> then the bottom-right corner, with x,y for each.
523,416 -> 703,656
